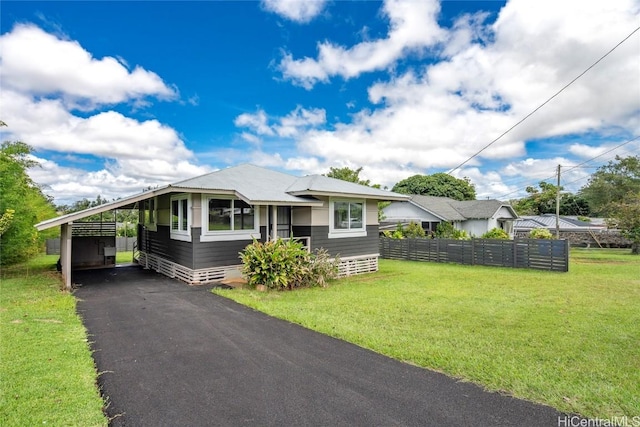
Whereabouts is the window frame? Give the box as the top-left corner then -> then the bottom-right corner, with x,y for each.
328,198 -> 367,239
200,195 -> 261,242
170,194 -> 191,242
142,197 -> 157,231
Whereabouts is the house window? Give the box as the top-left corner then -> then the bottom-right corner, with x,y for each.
170,194 -> 190,241
329,199 -> 366,238
142,197 -> 157,231
201,196 -> 260,242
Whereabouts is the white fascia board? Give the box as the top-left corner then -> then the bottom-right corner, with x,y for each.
288,190 -> 409,201
35,185 -> 172,231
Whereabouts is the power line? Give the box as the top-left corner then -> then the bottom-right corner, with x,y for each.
447,25 -> 640,175
561,135 -> 640,174
495,135 -> 640,199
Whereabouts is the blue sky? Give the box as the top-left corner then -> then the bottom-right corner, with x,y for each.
1,0 -> 639,205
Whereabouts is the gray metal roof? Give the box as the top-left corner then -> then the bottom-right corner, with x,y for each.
514,215 -> 603,231
172,164 -> 315,205
36,164 -> 408,230
287,174 -> 409,200
408,195 -> 517,221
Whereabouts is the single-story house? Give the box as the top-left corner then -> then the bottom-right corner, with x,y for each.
36,164 -> 409,289
381,195 -> 518,237
514,215 -> 606,232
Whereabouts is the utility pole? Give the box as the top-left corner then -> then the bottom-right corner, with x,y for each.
556,164 -> 561,239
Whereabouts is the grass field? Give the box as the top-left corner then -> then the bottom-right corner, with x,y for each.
0,255 -> 107,427
215,248 -> 640,418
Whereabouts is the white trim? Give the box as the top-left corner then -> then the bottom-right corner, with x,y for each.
329,198 -> 367,239
200,195 -> 260,242
170,194 -> 191,241
138,251 -> 242,284
200,232 -> 261,242
137,251 -> 377,284
328,230 -> 368,239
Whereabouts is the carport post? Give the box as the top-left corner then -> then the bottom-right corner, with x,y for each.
60,222 -> 72,291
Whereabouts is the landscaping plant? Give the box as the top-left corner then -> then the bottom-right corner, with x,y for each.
529,227 -> 554,239
480,227 -> 510,239
239,239 -> 339,290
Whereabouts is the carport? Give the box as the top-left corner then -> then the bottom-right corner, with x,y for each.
35,189 -> 166,290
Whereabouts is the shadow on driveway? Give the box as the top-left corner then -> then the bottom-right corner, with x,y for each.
74,266 -> 566,426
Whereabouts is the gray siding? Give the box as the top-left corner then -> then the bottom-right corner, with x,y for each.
293,225 -> 379,258
140,225 -> 194,269
140,224 -> 378,270
192,228 -> 253,269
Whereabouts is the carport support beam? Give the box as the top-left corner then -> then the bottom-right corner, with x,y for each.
60,222 -> 72,291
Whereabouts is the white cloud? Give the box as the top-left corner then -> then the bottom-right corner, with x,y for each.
279,0 -> 445,88
0,24 -> 177,109
2,90 -> 193,163
235,106 -> 327,139
271,0 -> 639,197
0,24 -> 204,204
275,106 -> 326,137
261,0 -> 327,23
234,110 -> 274,136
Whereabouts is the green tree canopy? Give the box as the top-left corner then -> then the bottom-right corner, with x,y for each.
391,173 -> 476,201
324,166 -> 371,186
607,192 -> 640,255
0,136 -> 57,265
511,182 -> 591,216
579,155 -> 640,216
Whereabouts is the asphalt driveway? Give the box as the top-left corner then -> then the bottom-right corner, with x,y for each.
74,266 -> 566,426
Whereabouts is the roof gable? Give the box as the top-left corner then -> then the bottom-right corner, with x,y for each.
408,195 -> 517,221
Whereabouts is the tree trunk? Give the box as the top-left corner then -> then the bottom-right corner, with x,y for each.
631,241 -> 639,255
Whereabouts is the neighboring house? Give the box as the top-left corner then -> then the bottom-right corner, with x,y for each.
513,214 -> 633,248
36,164 -> 408,289
514,215 -> 606,233
381,195 -> 518,237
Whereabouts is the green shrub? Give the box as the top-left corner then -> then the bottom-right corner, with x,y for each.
481,228 -> 510,239
240,239 -> 339,290
529,228 -> 554,239
435,221 -> 470,240
383,222 -> 426,239
404,221 -> 426,238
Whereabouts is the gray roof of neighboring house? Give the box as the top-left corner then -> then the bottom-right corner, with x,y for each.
36,164 -> 408,230
514,215 -> 604,231
407,195 -> 517,221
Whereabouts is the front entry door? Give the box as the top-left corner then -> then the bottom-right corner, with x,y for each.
269,206 -> 291,239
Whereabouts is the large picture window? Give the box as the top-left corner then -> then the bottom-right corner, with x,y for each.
201,196 -> 260,241
170,194 -> 190,241
329,199 -> 366,238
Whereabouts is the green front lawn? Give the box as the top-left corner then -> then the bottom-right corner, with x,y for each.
0,255 -> 107,426
215,248 -> 640,418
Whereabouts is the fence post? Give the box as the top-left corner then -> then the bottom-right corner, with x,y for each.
471,239 -> 476,265
513,238 -> 518,268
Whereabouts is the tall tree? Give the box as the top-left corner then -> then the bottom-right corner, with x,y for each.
324,166 -> 388,220
512,182 -> 591,216
0,133 -> 57,265
392,173 -> 476,201
607,192 -> 640,255
579,155 -> 640,216
325,166 -> 371,186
